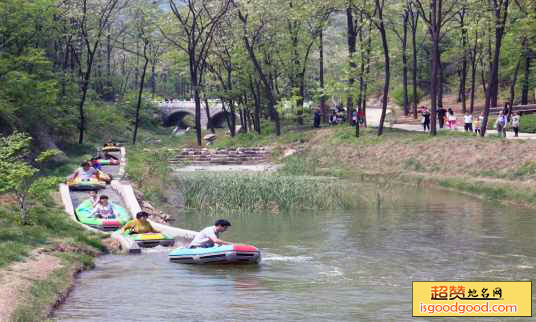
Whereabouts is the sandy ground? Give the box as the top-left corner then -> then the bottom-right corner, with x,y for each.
0,251 -> 61,321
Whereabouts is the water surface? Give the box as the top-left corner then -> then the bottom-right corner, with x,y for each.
54,187 -> 536,321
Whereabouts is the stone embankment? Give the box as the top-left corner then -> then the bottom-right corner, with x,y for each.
169,147 -> 271,165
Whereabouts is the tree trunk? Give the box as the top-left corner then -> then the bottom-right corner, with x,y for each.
459,9 -> 468,113
510,57 -> 521,108
521,38 -> 531,105
402,11 -> 409,116
193,86 -> 202,145
133,55 -> 149,145
410,9 -> 419,119
204,95 -> 214,134
151,61 -> 157,99
319,28 -> 327,123
346,6 -> 357,125
437,49 -> 444,109
376,0 -> 390,136
78,49 -> 97,144
482,0 -> 509,136
362,22 -> 372,127
469,29 -> 478,114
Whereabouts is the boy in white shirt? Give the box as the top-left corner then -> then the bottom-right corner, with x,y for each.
464,112 -> 473,132
189,219 -> 233,248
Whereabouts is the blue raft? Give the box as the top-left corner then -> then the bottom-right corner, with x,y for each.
168,244 -> 261,264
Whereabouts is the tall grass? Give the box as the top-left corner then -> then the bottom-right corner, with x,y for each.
175,173 -> 365,211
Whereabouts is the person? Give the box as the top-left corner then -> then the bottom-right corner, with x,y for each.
313,108 -> 321,128
89,157 -> 103,171
351,110 -> 357,126
512,112 -> 520,137
464,112 -> 473,132
68,161 -> 99,181
329,111 -> 338,126
495,111 -> 507,138
421,106 -> 430,132
120,211 -> 160,234
90,195 -> 116,219
447,108 -> 457,129
503,103 -> 511,122
473,117 -> 481,135
358,109 -> 365,124
437,107 -> 447,129
189,219 -> 233,248
88,191 -> 99,207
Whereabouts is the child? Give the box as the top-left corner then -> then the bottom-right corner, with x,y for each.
88,191 -> 99,208
464,112 -> 473,132
512,112 -> 520,137
447,108 -> 457,129
494,111 -> 507,138
90,195 -> 116,219
473,117 -> 481,135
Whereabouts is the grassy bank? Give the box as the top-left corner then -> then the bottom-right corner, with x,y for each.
287,126 -> 536,208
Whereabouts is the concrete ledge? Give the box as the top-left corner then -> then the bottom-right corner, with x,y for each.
150,221 -> 197,247
58,184 -> 105,235
111,231 -> 141,254
118,147 -> 127,178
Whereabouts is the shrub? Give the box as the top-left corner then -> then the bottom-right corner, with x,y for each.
391,85 -> 425,108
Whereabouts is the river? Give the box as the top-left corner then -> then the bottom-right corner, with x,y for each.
54,186 -> 536,321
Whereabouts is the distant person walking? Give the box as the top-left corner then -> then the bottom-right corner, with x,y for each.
313,109 -> 321,128
473,117 -> 481,135
437,107 -> 447,129
447,108 -> 457,129
511,112 -> 520,137
420,106 -> 430,132
463,112 -> 473,132
495,111 -> 507,138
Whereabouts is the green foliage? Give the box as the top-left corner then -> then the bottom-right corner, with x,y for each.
391,86 -> 425,107
0,205 -> 103,268
0,132 -> 61,223
519,114 -> 536,133
176,173 -> 364,212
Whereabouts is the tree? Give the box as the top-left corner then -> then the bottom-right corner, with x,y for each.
481,0 -> 510,136
0,133 -> 60,224
236,0 -> 282,135
164,0 -> 231,146
415,0 -> 460,135
69,0 -> 124,144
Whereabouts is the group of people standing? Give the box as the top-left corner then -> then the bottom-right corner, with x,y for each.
420,104 -> 521,137
420,106 -> 460,132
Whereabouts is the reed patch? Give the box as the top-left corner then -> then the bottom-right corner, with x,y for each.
175,173 -> 365,212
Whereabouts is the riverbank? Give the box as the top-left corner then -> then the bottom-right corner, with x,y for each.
289,126 -> 536,208
128,123 -> 536,211
0,204 -> 106,321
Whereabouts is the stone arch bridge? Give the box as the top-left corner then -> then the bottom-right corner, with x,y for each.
157,100 -> 233,129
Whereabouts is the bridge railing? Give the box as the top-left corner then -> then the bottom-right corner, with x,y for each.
489,104 -> 536,115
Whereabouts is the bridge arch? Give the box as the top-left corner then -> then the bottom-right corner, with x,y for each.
210,111 -> 235,128
164,111 -> 195,128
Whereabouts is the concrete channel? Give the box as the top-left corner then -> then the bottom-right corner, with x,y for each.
59,147 -> 197,254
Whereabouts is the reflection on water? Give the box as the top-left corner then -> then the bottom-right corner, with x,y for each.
54,186 -> 536,321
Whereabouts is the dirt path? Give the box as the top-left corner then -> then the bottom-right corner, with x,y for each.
0,251 -> 62,321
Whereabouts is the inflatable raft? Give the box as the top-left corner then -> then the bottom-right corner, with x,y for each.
168,244 -> 261,264
68,177 -> 107,191
125,232 -> 175,248
102,145 -> 121,152
75,199 -> 130,231
94,159 -> 120,166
